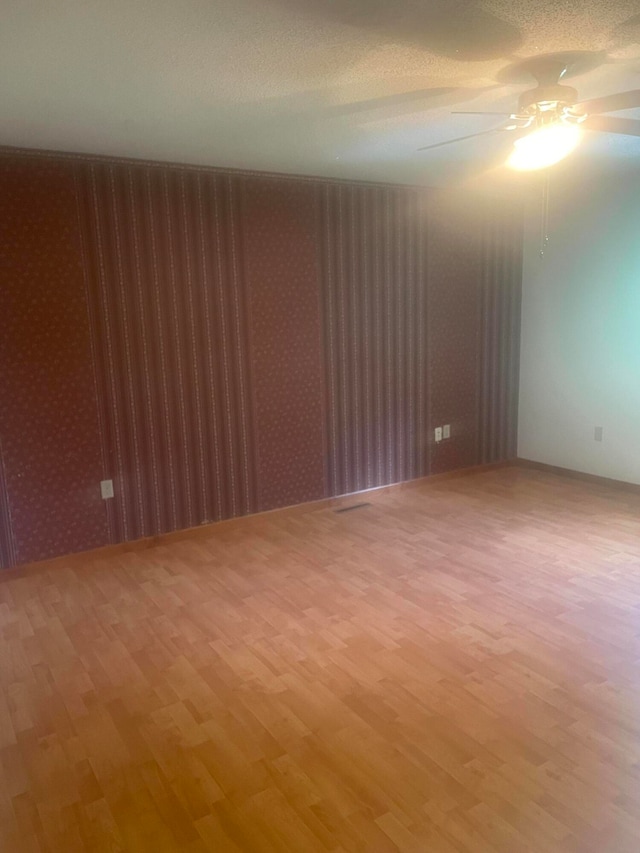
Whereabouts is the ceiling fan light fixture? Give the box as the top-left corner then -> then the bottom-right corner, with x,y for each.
507,123 -> 582,170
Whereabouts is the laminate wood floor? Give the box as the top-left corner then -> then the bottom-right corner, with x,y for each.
2,467 -> 640,852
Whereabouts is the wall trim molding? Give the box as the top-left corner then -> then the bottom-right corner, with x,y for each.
0,145 -> 523,205
6,461 -> 513,574
516,458 -> 640,494
0,144 -> 434,193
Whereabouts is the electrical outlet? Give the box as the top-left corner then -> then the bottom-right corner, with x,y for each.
594,426 -> 603,442
434,427 -> 443,443
100,479 -> 114,500
443,424 -> 451,439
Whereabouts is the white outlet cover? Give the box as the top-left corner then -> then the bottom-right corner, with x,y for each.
434,427 -> 443,443
100,479 -> 115,499
443,424 -> 451,439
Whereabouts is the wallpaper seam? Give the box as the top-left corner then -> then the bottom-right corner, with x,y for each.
227,176 -> 253,515
237,177 -> 264,512
72,165 -> 115,543
314,183 -> 331,500
0,434 -> 18,567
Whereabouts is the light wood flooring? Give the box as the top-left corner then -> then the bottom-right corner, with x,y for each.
2,466 -> 640,852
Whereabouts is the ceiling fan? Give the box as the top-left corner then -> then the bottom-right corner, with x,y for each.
417,54 -> 640,170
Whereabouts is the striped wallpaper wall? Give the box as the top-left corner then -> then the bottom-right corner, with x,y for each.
426,196 -> 523,475
0,151 -> 523,568
478,206 -> 523,464
320,184 -> 430,496
76,163 -> 258,544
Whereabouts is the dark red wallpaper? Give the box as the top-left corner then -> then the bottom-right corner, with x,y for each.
477,206 -> 522,464
0,156 -> 108,565
76,162 -> 258,543
0,150 -> 522,568
427,195 -> 522,475
320,184 -> 430,495
427,197 -> 484,475
242,178 -> 326,511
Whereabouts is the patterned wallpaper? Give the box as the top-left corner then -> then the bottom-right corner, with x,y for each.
76,162 -> 258,543
0,156 -> 108,565
427,197 -> 484,475
427,195 -> 523,475
0,151 -> 523,568
243,177 -> 327,511
320,184 -> 430,495
477,206 -> 523,464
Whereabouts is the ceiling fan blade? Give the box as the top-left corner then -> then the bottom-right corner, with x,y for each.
573,89 -> 640,115
582,116 -> 640,137
329,87 -> 458,117
417,127 -> 508,151
330,86 -> 497,121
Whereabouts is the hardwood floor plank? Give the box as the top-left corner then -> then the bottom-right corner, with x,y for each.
2,467 -> 640,850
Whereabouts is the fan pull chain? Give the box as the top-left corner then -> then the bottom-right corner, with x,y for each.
539,171 -> 551,257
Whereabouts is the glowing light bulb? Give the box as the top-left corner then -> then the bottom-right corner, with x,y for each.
507,123 -> 581,171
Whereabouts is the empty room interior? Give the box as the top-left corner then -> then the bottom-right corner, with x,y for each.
2,2 -> 640,851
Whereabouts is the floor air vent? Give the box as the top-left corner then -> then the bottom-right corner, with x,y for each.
334,502 -> 371,514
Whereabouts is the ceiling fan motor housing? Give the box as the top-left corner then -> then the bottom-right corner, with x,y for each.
518,84 -> 579,114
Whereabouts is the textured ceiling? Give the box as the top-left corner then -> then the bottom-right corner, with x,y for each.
1,0 -> 639,185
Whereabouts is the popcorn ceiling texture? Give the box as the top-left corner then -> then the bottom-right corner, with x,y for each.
0,0 -> 638,184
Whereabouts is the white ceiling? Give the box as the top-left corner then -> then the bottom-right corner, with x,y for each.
1,0 -> 639,186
